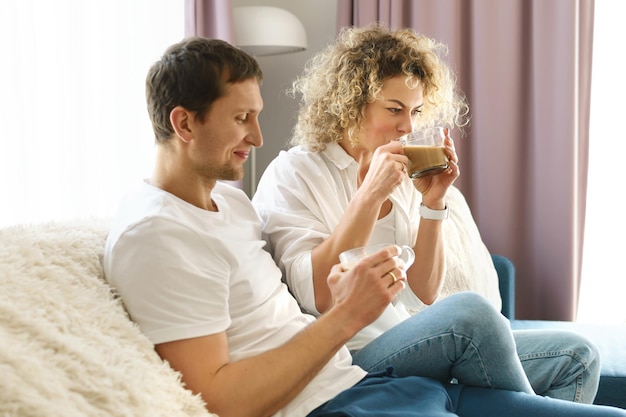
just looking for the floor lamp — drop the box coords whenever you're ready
[232,6,308,196]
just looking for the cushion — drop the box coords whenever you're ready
[0,218,215,417]
[440,186,502,310]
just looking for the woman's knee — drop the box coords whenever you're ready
[436,292,511,336]
[442,292,504,320]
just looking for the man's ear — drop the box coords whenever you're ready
[169,106,193,143]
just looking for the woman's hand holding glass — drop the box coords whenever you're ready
[357,141,409,201]
[411,128,460,206]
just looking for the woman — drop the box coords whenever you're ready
[252,24,600,403]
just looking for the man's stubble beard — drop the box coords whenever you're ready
[198,162,244,182]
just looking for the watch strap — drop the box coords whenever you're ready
[419,203,449,220]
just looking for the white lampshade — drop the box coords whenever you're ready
[233,6,307,57]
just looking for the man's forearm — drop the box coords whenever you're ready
[202,309,359,417]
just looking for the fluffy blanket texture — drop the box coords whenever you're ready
[440,186,502,310]
[0,218,215,417]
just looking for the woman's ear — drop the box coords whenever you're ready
[169,106,193,143]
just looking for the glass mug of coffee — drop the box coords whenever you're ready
[339,243,415,271]
[398,126,449,179]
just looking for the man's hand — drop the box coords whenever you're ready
[326,245,407,331]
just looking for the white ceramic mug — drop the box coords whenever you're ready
[339,243,415,270]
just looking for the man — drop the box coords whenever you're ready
[103,37,624,417]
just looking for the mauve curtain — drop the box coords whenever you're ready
[185,0,233,40]
[338,0,594,321]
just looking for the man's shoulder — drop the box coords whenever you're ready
[105,182,203,252]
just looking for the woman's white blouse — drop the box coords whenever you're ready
[252,143,428,351]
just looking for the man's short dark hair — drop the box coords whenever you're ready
[146,37,263,143]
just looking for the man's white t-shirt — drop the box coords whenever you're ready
[103,181,366,417]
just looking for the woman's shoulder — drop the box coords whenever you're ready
[267,145,329,173]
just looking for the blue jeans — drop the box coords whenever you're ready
[307,369,624,417]
[351,292,600,403]
[514,327,600,403]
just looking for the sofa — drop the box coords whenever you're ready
[493,255,626,409]
[441,185,625,408]
[1,185,623,414]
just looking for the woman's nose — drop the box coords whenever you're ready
[397,114,415,134]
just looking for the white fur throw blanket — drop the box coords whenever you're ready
[0,218,215,417]
[440,186,502,311]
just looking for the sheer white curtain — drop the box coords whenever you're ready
[0,1,184,227]
[578,0,626,324]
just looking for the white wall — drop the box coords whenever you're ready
[232,0,338,196]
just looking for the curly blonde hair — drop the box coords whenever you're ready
[289,24,469,152]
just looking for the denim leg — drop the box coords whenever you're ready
[447,384,626,417]
[513,329,601,403]
[307,372,459,417]
[308,371,619,417]
[351,292,534,393]
[307,369,624,417]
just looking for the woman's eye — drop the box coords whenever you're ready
[388,108,401,114]
[411,108,422,116]
[236,115,248,123]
